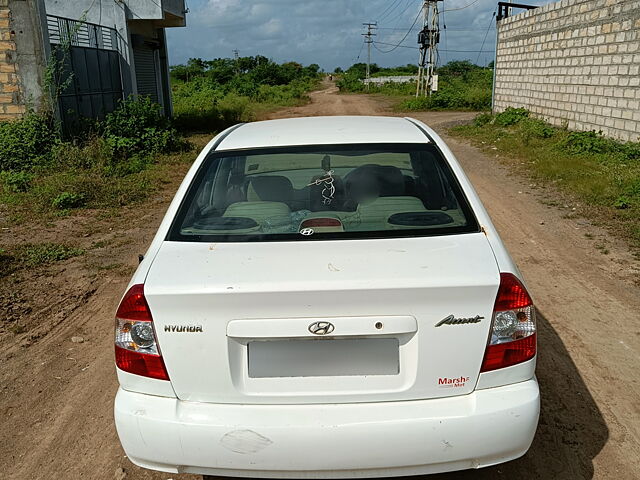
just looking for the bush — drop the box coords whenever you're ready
[399,96,429,110]
[217,93,254,124]
[520,118,556,144]
[0,113,60,171]
[473,113,493,127]
[494,107,529,126]
[171,57,321,132]
[613,180,640,209]
[336,74,366,93]
[51,191,85,209]
[339,61,493,111]
[561,131,608,154]
[618,141,640,160]
[1,171,34,193]
[102,96,182,161]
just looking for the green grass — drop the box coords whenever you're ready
[337,60,493,111]
[451,111,640,248]
[0,135,199,224]
[18,243,84,266]
[0,242,84,277]
[170,57,322,132]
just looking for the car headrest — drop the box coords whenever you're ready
[346,164,405,203]
[247,176,294,203]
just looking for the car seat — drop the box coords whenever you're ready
[247,176,294,204]
[343,164,405,210]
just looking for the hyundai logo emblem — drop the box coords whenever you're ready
[308,321,335,335]
[300,228,314,236]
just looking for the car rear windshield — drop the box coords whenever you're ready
[168,143,479,242]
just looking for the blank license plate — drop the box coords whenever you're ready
[248,338,399,378]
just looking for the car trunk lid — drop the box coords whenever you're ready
[145,233,499,404]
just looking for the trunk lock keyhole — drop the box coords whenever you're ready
[375,322,383,330]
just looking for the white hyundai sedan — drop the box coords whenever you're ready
[114,116,539,478]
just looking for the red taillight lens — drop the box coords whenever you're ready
[115,345,170,380]
[114,284,169,381]
[493,272,532,310]
[481,333,537,372]
[481,273,537,372]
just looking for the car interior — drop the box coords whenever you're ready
[177,147,470,237]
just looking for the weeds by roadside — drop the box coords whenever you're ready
[171,56,322,132]
[451,108,640,248]
[336,60,493,111]
[0,96,190,223]
[0,242,83,277]
[18,243,84,266]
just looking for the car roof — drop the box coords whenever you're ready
[215,116,430,151]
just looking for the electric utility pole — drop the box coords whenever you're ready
[233,49,240,75]
[416,1,442,97]
[362,22,377,91]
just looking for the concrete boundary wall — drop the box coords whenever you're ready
[494,0,640,142]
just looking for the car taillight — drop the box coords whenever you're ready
[481,273,536,372]
[114,284,169,380]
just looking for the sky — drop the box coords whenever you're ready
[166,0,552,70]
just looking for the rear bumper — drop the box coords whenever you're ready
[114,379,539,478]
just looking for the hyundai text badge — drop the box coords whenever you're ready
[308,321,335,335]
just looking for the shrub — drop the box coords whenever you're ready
[102,96,182,161]
[473,113,493,127]
[520,118,556,144]
[399,96,430,111]
[336,74,366,93]
[51,136,112,170]
[170,56,321,132]
[616,140,640,160]
[614,180,640,209]
[1,171,34,192]
[0,112,60,171]
[51,191,85,209]
[494,107,529,126]
[217,93,254,124]
[561,131,610,155]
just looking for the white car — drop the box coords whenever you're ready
[114,116,539,478]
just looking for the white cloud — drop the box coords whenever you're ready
[167,0,555,69]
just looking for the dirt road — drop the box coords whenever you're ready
[2,83,639,480]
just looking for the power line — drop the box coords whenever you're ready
[376,26,492,31]
[443,48,495,52]
[384,0,421,26]
[443,0,482,12]
[377,0,404,22]
[355,38,366,61]
[372,7,423,53]
[373,41,494,53]
[476,10,497,65]
[372,41,414,52]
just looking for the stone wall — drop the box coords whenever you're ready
[494,0,640,142]
[0,0,48,120]
[0,0,23,119]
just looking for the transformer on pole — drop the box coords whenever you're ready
[416,1,442,97]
